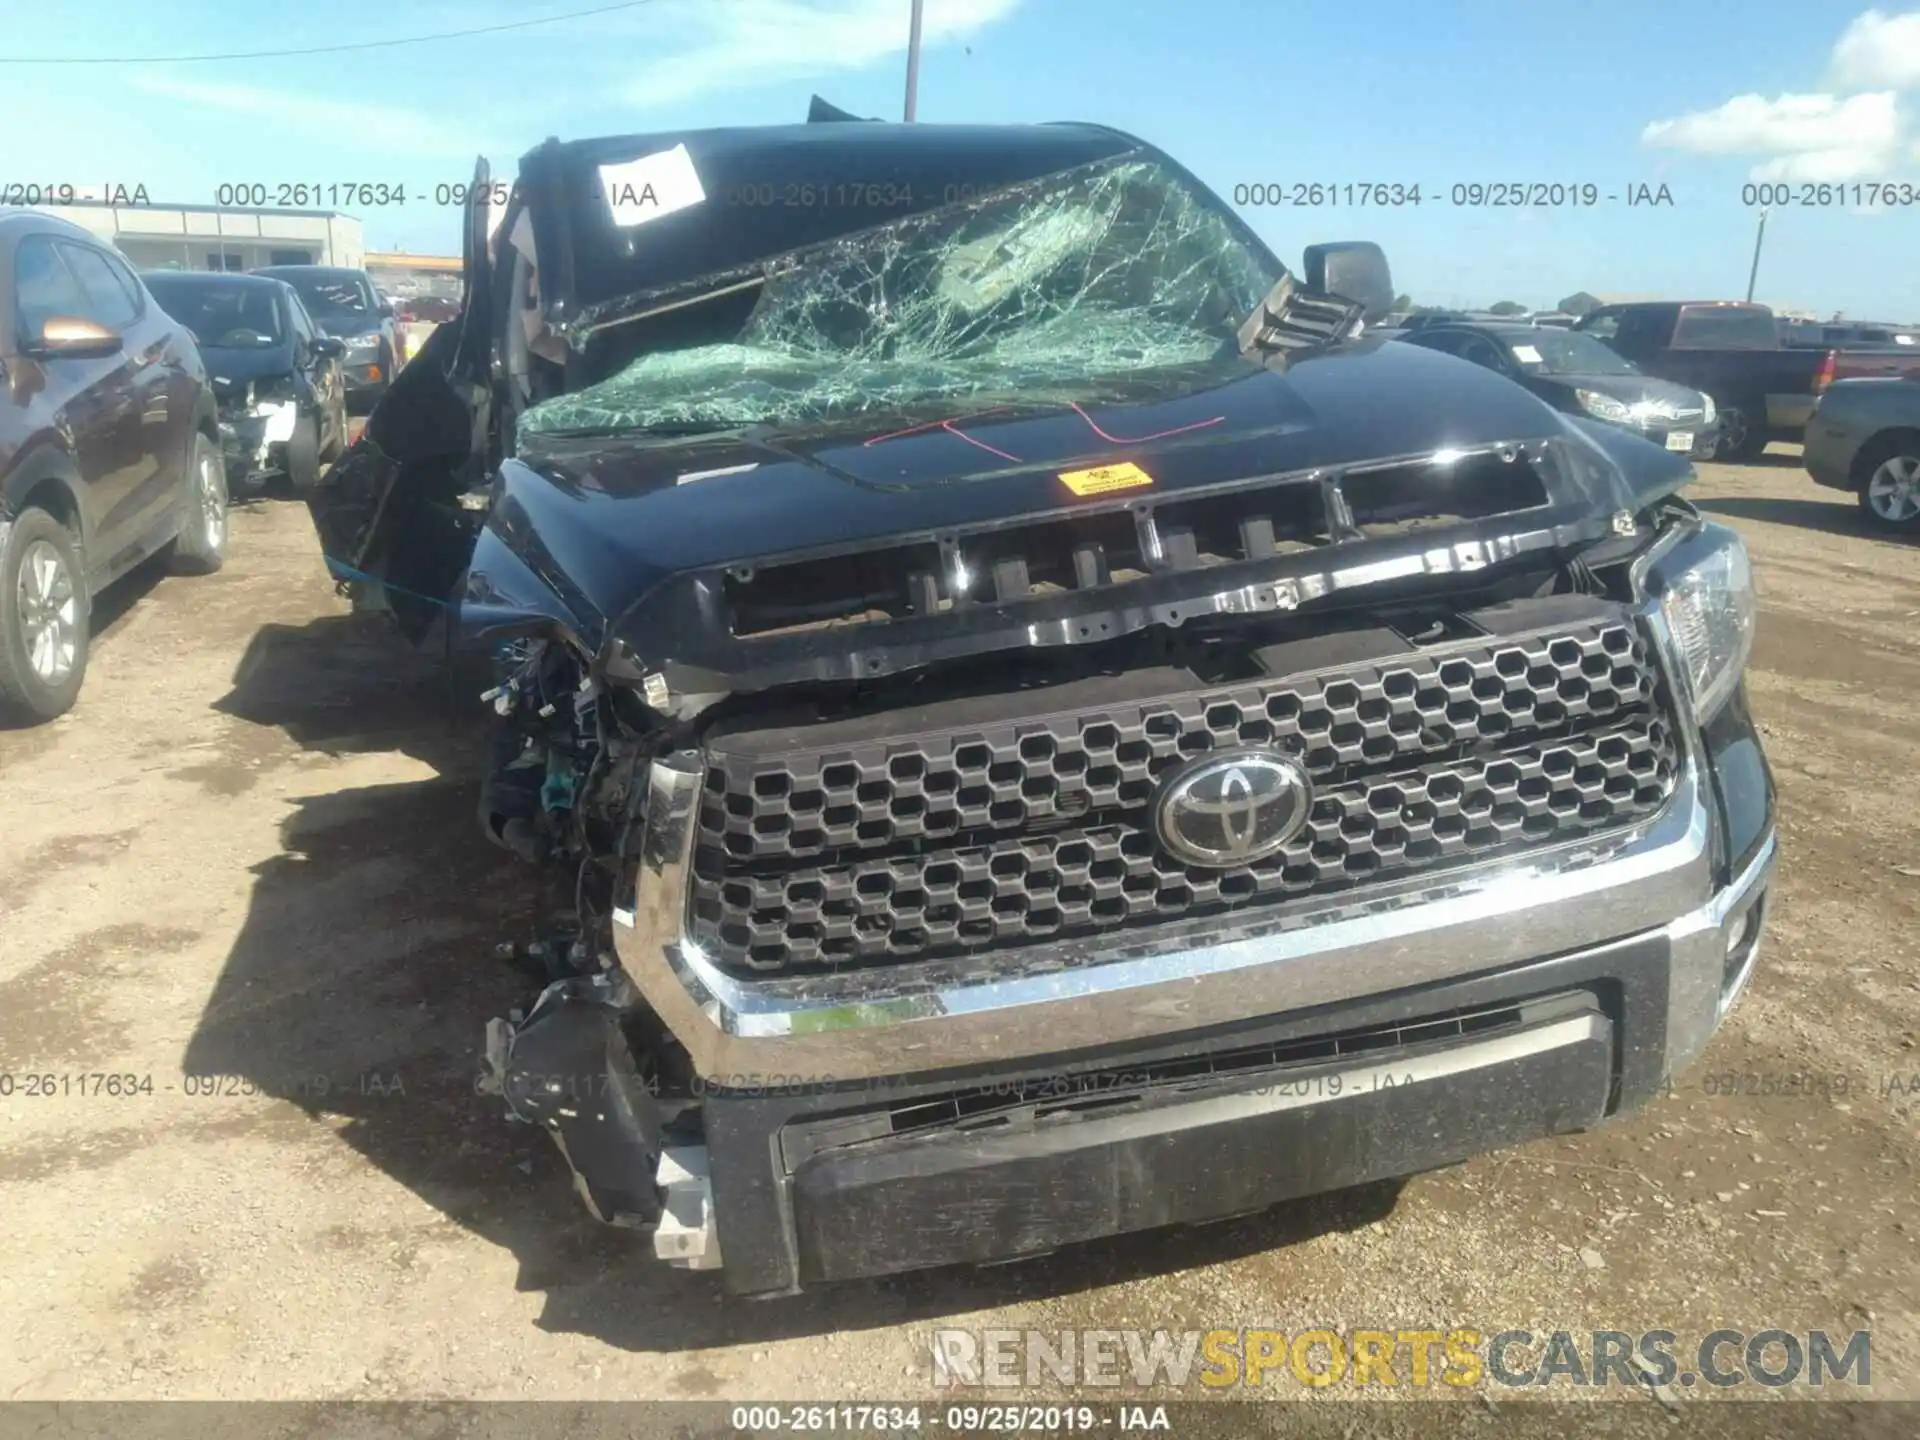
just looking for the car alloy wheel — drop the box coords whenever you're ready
[1715,408,1748,458]
[197,445,229,553]
[1865,453,1920,524]
[16,538,80,684]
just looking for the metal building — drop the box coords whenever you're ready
[31,199,365,272]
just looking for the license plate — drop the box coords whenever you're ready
[1666,431,1694,451]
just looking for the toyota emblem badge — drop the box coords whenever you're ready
[1152,748,1313,867]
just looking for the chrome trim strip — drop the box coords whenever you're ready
[979,1013,1609,1140]
[1690,830,1776,1017]
[1661,827,1777,1076]
[615,738,1716,1081]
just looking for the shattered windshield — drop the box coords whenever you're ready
[519,156,1282,441]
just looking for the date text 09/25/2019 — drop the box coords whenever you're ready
[1230,182,1674,208]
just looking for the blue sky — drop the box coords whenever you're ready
[9,0,1920,317]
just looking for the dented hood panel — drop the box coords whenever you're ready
[457,338,1683,682]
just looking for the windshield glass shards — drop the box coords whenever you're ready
[518,157,1282,441]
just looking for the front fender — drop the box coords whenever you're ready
[458,520,594,656]
[2,439,91,561]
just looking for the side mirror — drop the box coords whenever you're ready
[378,300,394,318]
[311,335,346,359]
[30,315,123,360]
[1303,242,1394,324]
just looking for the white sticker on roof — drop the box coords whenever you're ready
[1511,344,1543,364]
[598,144,706,228]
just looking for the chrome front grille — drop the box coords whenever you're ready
[688,617,1680,978]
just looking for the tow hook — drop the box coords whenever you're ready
[653,1147,723,1271]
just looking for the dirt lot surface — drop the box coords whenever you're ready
[1,449,1916,1419]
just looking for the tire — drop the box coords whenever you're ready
[1711,404,1767,462]
[285,411,321,495]
[1857,441,1920,532]
[318,392,346,463]
[166,432,229,575]
[316,395,343,462]
[0,506,89,723]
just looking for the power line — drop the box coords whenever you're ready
[0,0,663,64]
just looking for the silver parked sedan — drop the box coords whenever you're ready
[1803,376,1920,533]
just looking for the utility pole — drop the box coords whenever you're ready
[1744,206,1769,303]
[903,0,925,121]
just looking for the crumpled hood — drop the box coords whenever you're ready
[464,338,1675,656]
[514,339,1569,565]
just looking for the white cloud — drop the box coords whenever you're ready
[1830,8,1920,89]
[128,73,504,162]
[1642,91,1900,155]
[1750,147,1895,180]
[1640,9,1920,180]
[1643,90,1905,180]
[615,0,1021,109]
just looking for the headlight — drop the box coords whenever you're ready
[1576,388,1632,423]
[1655,525,1755,722]
[1700,393,1717,426]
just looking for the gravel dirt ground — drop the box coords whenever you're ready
[1,447,1916,1421]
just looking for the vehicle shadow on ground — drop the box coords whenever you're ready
[1740,449,1803,468]
[87,552,173,639]
[1695,494,1912,542]
[184,612,1406,1351]
[2,548,213,733]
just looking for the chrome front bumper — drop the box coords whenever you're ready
[612,731,1774,1083]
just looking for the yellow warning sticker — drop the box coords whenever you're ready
[1058,461,1154,497]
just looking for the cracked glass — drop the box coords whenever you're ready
[518,156,1282,441]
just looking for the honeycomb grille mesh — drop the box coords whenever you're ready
[688,620,1679,976]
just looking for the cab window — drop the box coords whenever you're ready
[13,235,89,340]
[1580,310,1621,343]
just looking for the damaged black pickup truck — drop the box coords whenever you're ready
[309,111,1776,1295]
